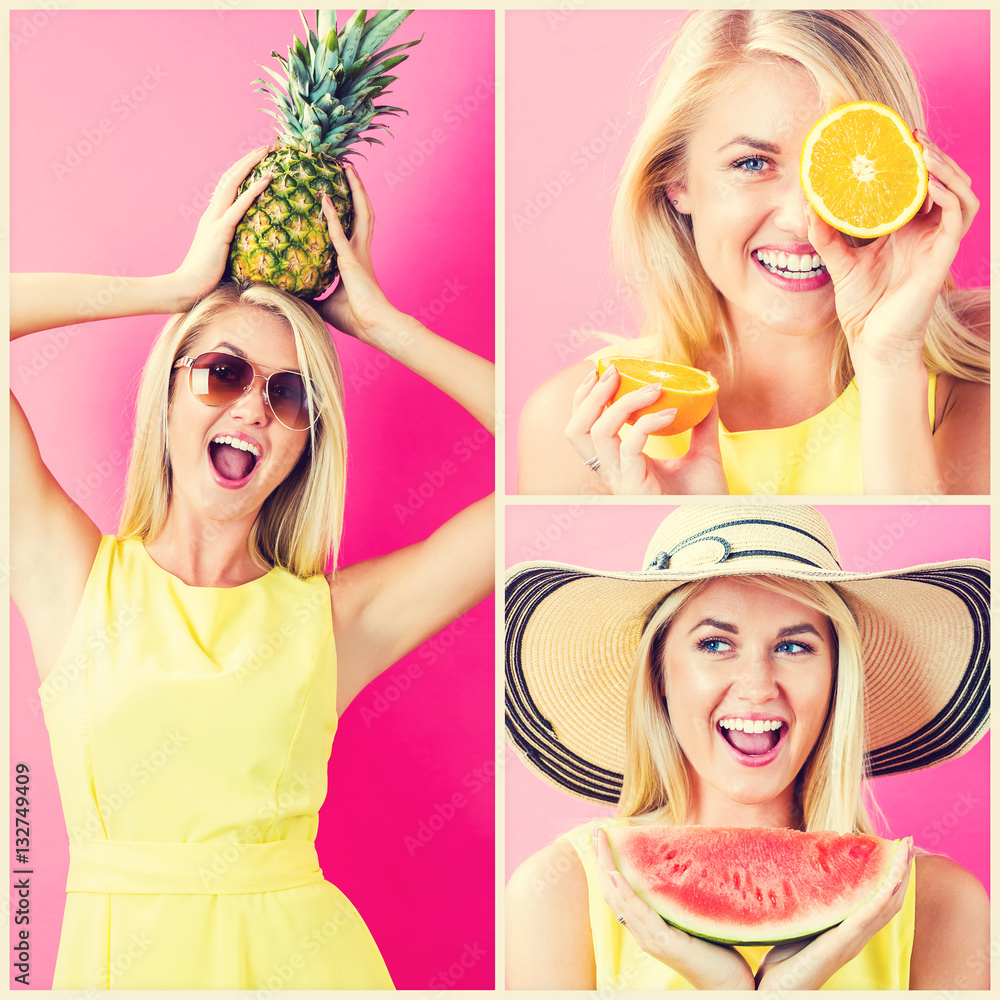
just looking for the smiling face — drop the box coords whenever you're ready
[167,305,311,524]
[660,577,834,826]
[671,60,838,341]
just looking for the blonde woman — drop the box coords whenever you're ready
[11,150,494,988]
[505,506,989,988]
[517,10,988,495]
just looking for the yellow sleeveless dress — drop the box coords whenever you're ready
[589,345,936,494]
[38,535,393,989]
[562,821,915,990]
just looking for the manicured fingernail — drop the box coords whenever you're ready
[635,383,661,396]
[923,145,943,164]
[928,175,945,189]
[599,364,617,382]
[607,872,619,889]
[891,880,901,896]
[651,407,678,421]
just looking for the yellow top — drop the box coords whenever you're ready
[39,535,393,990]
[588,344,937,495]
[562,820,916,990]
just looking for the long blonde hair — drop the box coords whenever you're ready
[119,283,348,578]
[619,576,879,835]
[612,9,989,390]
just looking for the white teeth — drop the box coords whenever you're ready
[719,718,783,732]
[212,435,261,458]
[754,249,826,279]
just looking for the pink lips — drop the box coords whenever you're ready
[717,721,789,768]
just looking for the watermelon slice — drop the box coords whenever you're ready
[607,825,901,945]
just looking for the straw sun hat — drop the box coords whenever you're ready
[506,505,989,804]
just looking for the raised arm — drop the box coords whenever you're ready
[11,148,274,678]
[315,163,494,429]
[313,164,495,711]
[12,148,273,338]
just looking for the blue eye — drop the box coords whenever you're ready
[698,637,733,653]
[732,156,770,175]
[776,640,814,655]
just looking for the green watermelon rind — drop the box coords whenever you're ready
[607,826,902,947]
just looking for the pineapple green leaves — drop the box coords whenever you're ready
[255,10,421,157]
[227,9,421,298]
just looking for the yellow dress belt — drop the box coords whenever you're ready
[67,839,325,894]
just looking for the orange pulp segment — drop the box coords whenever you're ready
[800,101,927,239]
[596,357,719,436]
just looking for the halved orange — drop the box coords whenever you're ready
[800,101,927,239]
[596,357,719,436]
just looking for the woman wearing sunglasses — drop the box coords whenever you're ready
[10,148,493,989]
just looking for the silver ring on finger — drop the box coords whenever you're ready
[584,455,601,471]
[616,914,627,926]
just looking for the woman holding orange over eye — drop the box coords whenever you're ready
[514,10,988,496]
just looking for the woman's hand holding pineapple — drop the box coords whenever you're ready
[170,146,274,311]
[312,163,401,345]
[308,163,495,431]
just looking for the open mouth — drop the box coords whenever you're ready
[718,718,787,763]
[753,248,829,282]
[208,435,262,488]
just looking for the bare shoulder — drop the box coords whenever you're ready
[517,360,609,495]
[506,838,596,989]
[909,852,989,988]
[932,374,989,493]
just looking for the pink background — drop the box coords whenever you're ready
[505,504,990,897]
[11,9,494,990]
[505,10,991,489]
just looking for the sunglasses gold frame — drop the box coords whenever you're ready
[173,352,318,431]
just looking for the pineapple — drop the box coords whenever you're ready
[228,9,420,298]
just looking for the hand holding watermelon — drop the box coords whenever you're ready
[594,828,756,991]
[755,837,914,990]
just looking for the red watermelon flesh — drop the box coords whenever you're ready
[607,825,900,945]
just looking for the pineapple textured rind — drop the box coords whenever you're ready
[228,9,419,299]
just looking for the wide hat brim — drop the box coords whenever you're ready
[505,507,989,805]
